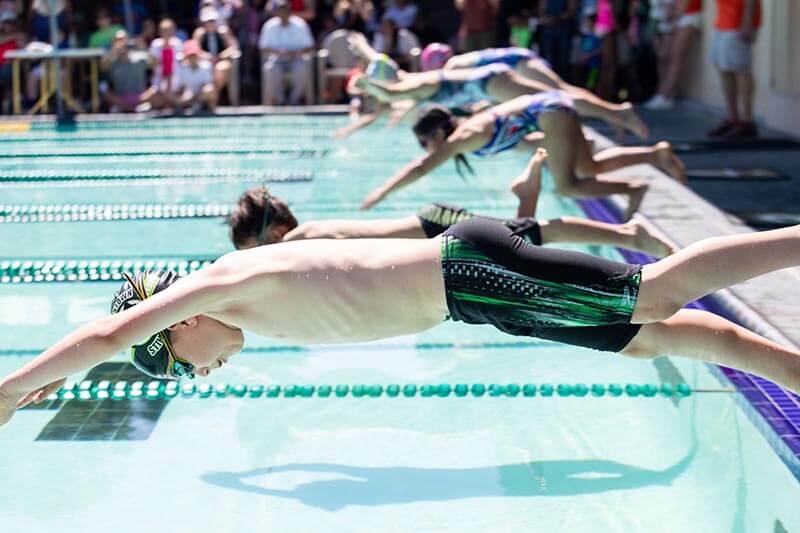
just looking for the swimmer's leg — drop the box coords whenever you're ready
[539,215,676,258]
[516,60,649,141]
[622,309,800,394]
[485,69,555,100]
[633,224,800,323]
[510,148,547,217]
[539,110,649,218]
[592,141,687,184]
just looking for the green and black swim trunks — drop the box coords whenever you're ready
[417,203,542,244]
[441,218,642,352]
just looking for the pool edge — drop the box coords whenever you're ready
[578,194,800,481]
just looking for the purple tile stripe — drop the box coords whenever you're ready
[578,198,800,478]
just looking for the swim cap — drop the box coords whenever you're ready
[111,270,189,380]
[421,43,453,71]
[365,53,399,82]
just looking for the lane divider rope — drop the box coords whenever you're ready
[0,148,331,158]
[0,204,231,223]
[0,257,213,283]
[49,380,721,401]
[0,169,312,183]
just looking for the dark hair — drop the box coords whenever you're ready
[228,186,299,248]
[412,105,475,179]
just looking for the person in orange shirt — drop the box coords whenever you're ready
[707,0,761,138]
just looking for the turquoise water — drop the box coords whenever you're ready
[0,115,799,532]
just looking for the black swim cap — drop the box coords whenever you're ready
[110,270,184,379]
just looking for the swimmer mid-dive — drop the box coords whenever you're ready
[348,33,648,140]
[360,93,686,218]
[3,218,800,427]
[440,46,646,139]
[229,150,675,258]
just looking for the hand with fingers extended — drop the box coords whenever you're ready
[18,378,67,408]
[0,378,66,427]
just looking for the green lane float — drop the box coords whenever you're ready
[0,203,232,223]
[0,257,214,284]
[47,380,709,402]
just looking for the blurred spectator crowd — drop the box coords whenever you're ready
[0,0,721,116]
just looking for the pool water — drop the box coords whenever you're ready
[0,115,798,532]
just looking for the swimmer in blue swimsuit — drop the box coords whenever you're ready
[361,92,687,220]
[227,153,675,258]
[348,33,648,139]
[441,46,649,140]
[471,47,538,69]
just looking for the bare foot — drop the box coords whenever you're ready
[511,148,547,200]
[628,215,679,258]
[654,141,688,184]
[619,102,649,141]
[511,148,548,217]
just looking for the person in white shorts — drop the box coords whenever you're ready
[706,0,760,138]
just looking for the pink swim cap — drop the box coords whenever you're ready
[421,43,454,71]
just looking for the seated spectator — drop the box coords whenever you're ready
[175,39,218,112]
[265,0,316,24]
[149,18,183,96]
[454,0,496,52]
[193,6,239,103]
[258,0,314,105]
[88,7,125,49]
[102,30,161,112]
[371,17,415,71]
[382,0,417,29]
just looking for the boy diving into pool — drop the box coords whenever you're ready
[2,216,800,427]
[229,149,674,258]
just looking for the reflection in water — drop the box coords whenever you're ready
[202,392,702,512]
[201,452,695,511]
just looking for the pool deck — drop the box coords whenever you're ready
[583,102,800,479]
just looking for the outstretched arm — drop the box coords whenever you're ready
[361,142,459,209]
[0,266,233,427]
[333,106,388,139]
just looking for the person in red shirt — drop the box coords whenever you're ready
[707,0,761,138]
[0,11,24,103]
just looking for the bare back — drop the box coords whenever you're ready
[209,237,448,344]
